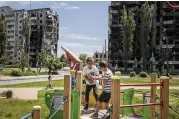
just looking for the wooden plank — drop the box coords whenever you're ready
[33,106,41,119]
[160,76,169,119]
[111,76,120,119]
[77,71,83,119]
[150,73,157,119]
[63,75,72,119]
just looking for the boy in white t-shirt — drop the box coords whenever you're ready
[83,57,99,110]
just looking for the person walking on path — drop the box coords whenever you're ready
[46,72,53,90]
[83,57,99,110]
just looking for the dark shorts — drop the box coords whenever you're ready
[99,91,111,103]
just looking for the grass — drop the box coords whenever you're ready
[120,77,179,86]
[0,77,179,88]
[0,89,179,119]
[0,90,53,119]
[0,69,48,76]
[0,80,64,88]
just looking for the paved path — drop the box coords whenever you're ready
[0,71,69,86]
[0,86,179,100]
[0,71,129,86]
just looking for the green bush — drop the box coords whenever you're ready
[5,63,19,68]
[11,69,24,76]
[0,70,12,76]
[26,67,32,72]
[139,72,148,78]
[130,71,136,77]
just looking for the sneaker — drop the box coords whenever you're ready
[84,104,89,110]
[91,113,98,118]
[106,115,110,119]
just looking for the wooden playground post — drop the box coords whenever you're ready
[33,106,41,119]
[79,61,83,71]
[70,70,76,78]
[160,76,169,119]
[111,76,121,119]
[150,73,157,119]
[77,71,82,119]
[63,75,72,119]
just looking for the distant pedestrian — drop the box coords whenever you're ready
[46,72,53,90]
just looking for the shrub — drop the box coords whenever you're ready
[6,90,13,98]
[130,72,136,77]
[26,67,32,72]
[11,69,24,76]
[0,90,13,98]
[139,72,148,78]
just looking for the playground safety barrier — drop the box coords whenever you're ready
[111,72,169,119]
[20,106,41,119]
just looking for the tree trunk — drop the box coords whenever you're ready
[39,66,41,73]
[124,59,128,72]
[21,67,25,72]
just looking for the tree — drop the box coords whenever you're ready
[21,16,31,67]
[20,53,28,72]
[121,7,135,72]
[139,2,153,71]
[0,14,7,64]
[79,54,88,64]
[45,56,63,74]
[59,54,66,62]
[38,49,48,72]
[18,16,31,71]
[59,54,68,67]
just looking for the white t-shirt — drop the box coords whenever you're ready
[83,65,99,85]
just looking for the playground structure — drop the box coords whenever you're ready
[20,71,170,119]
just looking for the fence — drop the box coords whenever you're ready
[111,72,169,119]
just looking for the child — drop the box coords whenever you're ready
[91,60,113,118]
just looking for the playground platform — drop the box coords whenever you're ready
[80,106,141,119]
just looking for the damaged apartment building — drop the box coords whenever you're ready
[0,6,59,67]
[108,1,179,73]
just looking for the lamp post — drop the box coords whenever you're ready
[163,29,169,76]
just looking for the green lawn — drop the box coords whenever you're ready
[0,90,53,119]
[0,80,64,88]
[120,77,179,86]
[1,77,179,88]
[0,89,179,119]
[0,69,48,76]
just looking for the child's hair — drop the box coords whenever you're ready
[99,60,107,68]
[86,57,94,63]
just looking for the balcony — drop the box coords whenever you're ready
[163,20,174,25]
[109,10,118,14]
[31,17,37,20]
[162,44,175,48]
[162,12,176,16]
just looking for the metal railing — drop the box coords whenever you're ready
[20,112,33,119]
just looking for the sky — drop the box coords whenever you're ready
[0,1,110,57]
